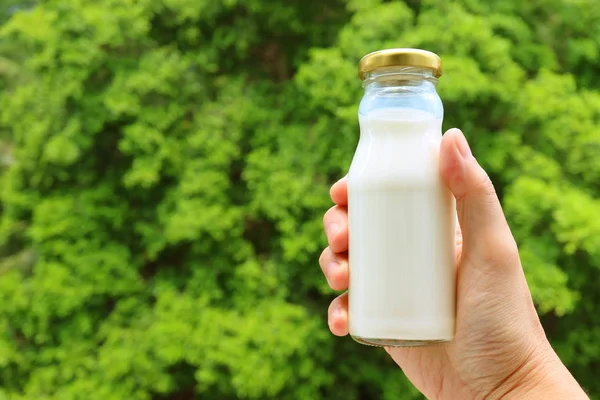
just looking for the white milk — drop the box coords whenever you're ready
[348,108,456,345]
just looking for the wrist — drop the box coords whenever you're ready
[488,346,588,400]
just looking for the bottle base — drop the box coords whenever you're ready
[351,335,451,347]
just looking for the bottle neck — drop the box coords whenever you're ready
[362,67,438,90]
[359,66,443,119]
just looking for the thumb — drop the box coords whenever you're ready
[440,128,518,266]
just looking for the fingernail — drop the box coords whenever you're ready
[453,129,473,159]
[326,223,340,243]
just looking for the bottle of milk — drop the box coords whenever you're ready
[348,49,455,347]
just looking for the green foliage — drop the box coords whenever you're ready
[0,0,600,398]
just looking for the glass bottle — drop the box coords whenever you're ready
[348,49,455,347]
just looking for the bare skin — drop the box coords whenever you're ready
[320,129,588,399]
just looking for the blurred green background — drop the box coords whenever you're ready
[0,0,599,399]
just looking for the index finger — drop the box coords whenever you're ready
[330,177,348,206]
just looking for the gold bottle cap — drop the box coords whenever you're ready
[358,48,442,80]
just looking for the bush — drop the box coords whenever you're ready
[0,0,599,398]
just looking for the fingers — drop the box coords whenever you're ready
[324,178,350,336]
[319,247,349,291]
[328,292,349,336]
[323,205,348,253]
[440,129,518,268]
[330,177,348,206]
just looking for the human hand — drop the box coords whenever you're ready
[319,128,588,399]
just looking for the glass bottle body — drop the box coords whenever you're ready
[348,67,456,347]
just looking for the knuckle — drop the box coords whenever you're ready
[329,185,336,202]
[323,206,337,226]
[327,299,338,315]
[474,237,520,270]
[474,170,497,198]
[318,247,330,267]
